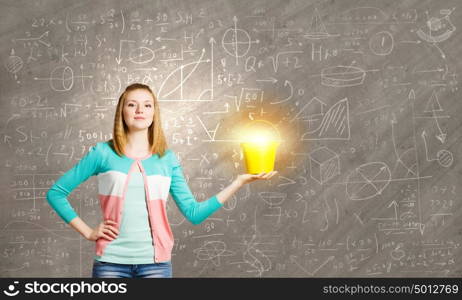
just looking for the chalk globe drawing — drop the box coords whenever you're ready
[222,26,251,59]
[346,162,391,201]
[437,150,453,168]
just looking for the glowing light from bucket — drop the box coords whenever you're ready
[242,131,274,145]
[239,120,281,174]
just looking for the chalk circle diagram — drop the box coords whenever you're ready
[258,192,286,206]
[369,31,394,56]
[346,162,391,201]
[416,8,456,43]
[222,17,254,60]
[321,65,365,87]
[128,46,156,64]
[437,149,453,168]
[193,241,234,266]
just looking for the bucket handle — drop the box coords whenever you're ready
[242,119,282,142]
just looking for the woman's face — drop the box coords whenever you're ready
[122,89,155,132]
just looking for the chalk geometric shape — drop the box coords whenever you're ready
[309,147,340,184]
[346,162,391,201]
[291,97,326,132]
[321,65,365,87]
[4,50,23,74]
[193,241,234,267]
[300,98,350,140]
[304,8,339,40]
[50,66,74,91]
[424,90,443,113]
[129,46,155,64]
[157,49,211,101]
[437,150,453,168]
[259,192,286,206]
[416,8,456,43]
[369,31,394,56]
[222,16,252,59]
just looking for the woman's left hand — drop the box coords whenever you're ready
[235,171,278,187]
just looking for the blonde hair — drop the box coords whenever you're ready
[110,83,168,157]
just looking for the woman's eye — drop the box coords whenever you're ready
[127,103,152,107]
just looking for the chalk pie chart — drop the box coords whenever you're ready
[346,162,391,201]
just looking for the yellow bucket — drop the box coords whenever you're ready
[240,120,281,174]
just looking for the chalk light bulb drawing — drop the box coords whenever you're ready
[239,120,281,174]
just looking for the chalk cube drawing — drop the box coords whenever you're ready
[309,147,340,184]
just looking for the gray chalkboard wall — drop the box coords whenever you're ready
[1,0,461,277]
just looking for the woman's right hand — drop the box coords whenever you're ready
[87,220,119,241]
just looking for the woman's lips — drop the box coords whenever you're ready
[134,117,145,120]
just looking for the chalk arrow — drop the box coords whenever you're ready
[256,77,277,84]
[387,200,399,220]
[436,133,447,144]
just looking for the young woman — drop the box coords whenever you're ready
[46,83,277,278]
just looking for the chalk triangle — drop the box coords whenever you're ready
[424,90,443,113]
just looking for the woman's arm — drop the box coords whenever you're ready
[69,217,94,240]
[46,143,103,223]
[69,217,118,241]
[45,142,116,242]
[216,172,278,204]
[168,150,277,225]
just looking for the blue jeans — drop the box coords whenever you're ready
[92,259,172,278]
